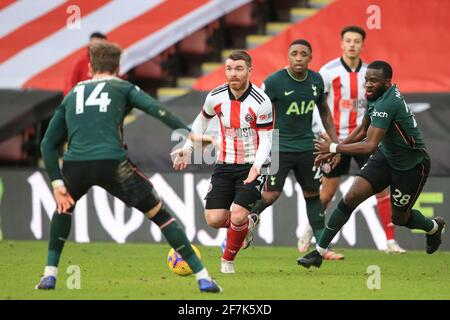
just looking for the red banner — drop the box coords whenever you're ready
[194,0,450,93]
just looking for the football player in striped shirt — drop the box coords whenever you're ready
[299,26,406,254]
[172,50,273,274]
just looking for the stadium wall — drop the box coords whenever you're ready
[0,169,448,251]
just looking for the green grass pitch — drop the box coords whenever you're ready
[1,240,449,300]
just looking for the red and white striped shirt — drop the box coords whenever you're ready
[319,57,367,141]
[202,83,273,164]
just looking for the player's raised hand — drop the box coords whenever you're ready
[314,132,333,154]
[170,148,192,171]
[243,166,260,184]
[53,186,75,214]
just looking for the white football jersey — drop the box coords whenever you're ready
[202,83,273,164]
[319,57,367,141]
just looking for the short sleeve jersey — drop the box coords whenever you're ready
[53,77,174,161]
[365,84,427,170]
[202,82,273,164]
[263,68,326,152]
[319,57,368,141]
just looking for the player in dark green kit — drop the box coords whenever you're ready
[298,61,445,268]
[36,42,222,293]
[246,39,343,259]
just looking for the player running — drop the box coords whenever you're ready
[36,42,222,293]
[298,61,445,269]
[172,50,273,274]
[299,26,405,254]
[247,39,343,260]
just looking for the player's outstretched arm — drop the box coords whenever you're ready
[341,116,371,145]
[315,125,386,156]
[129,85,191,131]
[314,116,372,167]
[171,113,215,171]
[41,107,75,213]
[41,107,67,183]
[244,128,272,184]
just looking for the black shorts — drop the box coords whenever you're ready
[265,151,321,193]
[205,164,266,211]
[62,159,160,213]
[323,153,370,178]
[356,150,430,212]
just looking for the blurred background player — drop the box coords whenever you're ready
[299,26,406,254]
[248,39,344,260]
[36,42,221,293]
[172,50,273,274]
[298,61,445,268]
[64,32,107,95]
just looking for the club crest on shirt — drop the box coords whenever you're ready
[245,113,254,123]
[312,84,318,96]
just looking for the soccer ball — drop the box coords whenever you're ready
[167,245,201,276]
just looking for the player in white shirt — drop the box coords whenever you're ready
[172,50,273,273]
[300,26,405,254]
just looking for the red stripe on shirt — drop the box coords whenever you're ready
[236,136,245,164]
[230,101,241,163]
[214,103,226,162]
[348,72,359,134]
[233,136,238,164]
[230,100,241,128]
[332,77,342,139]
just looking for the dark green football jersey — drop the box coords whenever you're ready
[365,84,427,171]
[41,76,189,181]
[263,68,326,152]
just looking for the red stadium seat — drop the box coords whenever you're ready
[0,134,26,162]
[179,28,211,55]
[133,56,166,80]
[224,3,257,28]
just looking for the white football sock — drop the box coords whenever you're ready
[316,246,327,256]
[427,220,439,235]
[195,268,211,281]
[44,266,58,278]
